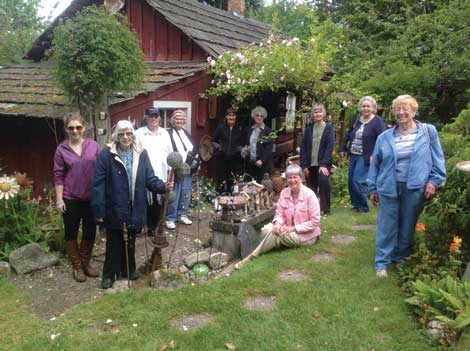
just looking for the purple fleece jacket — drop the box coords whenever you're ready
[53,138,100,201]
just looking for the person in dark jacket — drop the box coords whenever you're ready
[213,107,243,193]
[92,120,173,289]
[340,96,385,213]
[241,106,273,182]
[300,103,335,215]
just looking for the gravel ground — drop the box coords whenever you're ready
[9,213,212,319]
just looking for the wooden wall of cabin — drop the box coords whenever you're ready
[127,0,207,61]
[0,116,64,198]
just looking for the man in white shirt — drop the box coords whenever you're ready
[135,107,173,236]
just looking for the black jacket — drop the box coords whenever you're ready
[300,123,335,169]
[242,124,273,169]
[340,115,385,164]
[213,123,243,159]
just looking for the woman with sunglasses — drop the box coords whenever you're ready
[54,112,101,282]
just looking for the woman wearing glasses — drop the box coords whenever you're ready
[92,120,173,289]
[54,112,101,282]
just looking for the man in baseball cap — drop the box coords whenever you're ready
[135,106,172,236]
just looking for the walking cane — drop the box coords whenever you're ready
[123,222,131,288]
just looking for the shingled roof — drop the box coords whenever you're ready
[0,61,207,119]
[26,0,270,61]
[146,0,270,57]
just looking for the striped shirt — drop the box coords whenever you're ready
[394,128,418,182]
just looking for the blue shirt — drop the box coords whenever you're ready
[117,146,133,193]
[394,128,418,182]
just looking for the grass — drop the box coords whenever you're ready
[0,207,437,351]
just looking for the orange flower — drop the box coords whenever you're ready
[415,223,426,232]
[450,243,459,252]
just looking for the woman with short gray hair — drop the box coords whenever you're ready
[235,164,320,269]
[340,96,385,213]
[92,120,173,289]
[300,103,335,215]
[241,106,273,182]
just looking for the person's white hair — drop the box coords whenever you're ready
[251,106,268,120]
[285,164,303,177]
[111,120,135,142]
[311,103,326,117]
[358,96,377,113]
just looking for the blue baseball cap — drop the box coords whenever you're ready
[145,107,160,116]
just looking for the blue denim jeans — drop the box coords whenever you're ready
[166,175,192,222]
[348,155,369,212]
[375,182,424,270]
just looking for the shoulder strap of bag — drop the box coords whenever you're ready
[423,123,430,145]
[168,128,178,152]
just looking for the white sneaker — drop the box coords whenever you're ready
[165,221,176,230]
[179,215,192,225]
[376,269,388,278]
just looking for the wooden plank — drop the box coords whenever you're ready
[155,11,168,61]
[142,1,155,60]
[181,36,192,61]
[167,22,182,61]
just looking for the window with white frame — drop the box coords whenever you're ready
[153,101,192,132]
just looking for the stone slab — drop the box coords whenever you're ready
[184,249,210,268]
[244,296,277,311]
[238,223,261,259]
[312,253,335,262]
[351,224,376,231]
[170,313,214,331]
[277,270,306,282]
[330,235,356,244]
[211,231,240,258]
[9,243,59,274]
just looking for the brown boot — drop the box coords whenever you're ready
[64,240,87,282]
[79,240,99,277]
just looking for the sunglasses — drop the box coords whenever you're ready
[67,125,84,131]
[118,132,134,137]
[148,114,160,118]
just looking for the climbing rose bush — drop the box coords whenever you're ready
[206,34,334,104]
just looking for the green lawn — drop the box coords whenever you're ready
[0,207,437,351]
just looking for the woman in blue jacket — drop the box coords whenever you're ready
[300,103,335,215]
[341,96,385,212]
[92,120,173,289]
[368,95,446,278]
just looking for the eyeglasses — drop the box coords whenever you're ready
[148,115,160,119]
[67,125,83,131]
[118,132,134,138]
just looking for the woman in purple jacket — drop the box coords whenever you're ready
[54,112,100,282]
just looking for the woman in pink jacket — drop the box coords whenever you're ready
[236,164,321,269]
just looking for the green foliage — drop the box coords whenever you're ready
[190,176,217,208]
[52,5,145,113]
[0,0,46,64]
[199,0,262,12]
[206,31,338,105]
[248,1,323,41]
[423,111,470,263]
[330,158,349,206]
[0,191,61,261]
[406,276,470,336]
